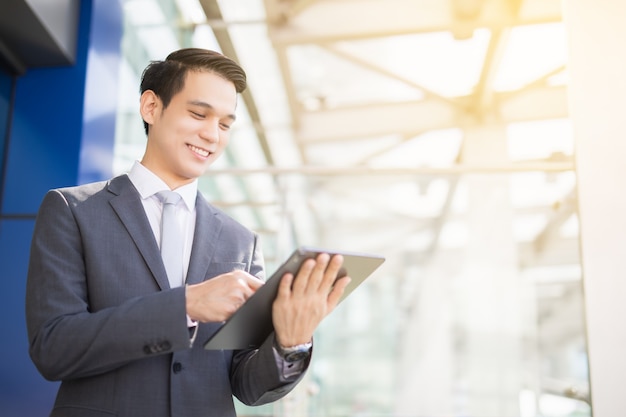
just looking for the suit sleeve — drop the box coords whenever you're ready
[25,190,191,381]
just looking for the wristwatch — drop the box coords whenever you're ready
[275,340,312,362]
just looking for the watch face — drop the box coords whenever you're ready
[284,350,310,362]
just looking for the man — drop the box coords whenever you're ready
[25,48,350,417]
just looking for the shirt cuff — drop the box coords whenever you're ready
[187,314,198,345]
[272,346,307,380]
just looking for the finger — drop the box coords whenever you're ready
[241,286,255,303]
[327,275,351,308]
[233,270,264,291]
[292,258,316,293]
[307,253,331,291]
[319,254,344,290]
[243,274,264,291]
[277,272,294,298]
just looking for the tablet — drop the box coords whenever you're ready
[203,246,385,350]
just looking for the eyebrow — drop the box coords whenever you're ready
[187,100,237,121]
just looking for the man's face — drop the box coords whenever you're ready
[141,70,238,189]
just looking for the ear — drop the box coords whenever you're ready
[139,90,160,127]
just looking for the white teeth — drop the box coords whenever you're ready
[189,145,209,157]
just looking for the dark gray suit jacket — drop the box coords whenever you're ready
[26,175,307,417]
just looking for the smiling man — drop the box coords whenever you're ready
[25,48,350,417]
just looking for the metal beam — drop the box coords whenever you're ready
[203,161,574,177]
[291,85,567,143]
[265,0,562,45]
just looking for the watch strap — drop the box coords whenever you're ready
[274,340,312,362]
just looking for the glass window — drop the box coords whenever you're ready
[115,1,590,416]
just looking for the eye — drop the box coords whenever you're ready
[190,111,205,119]
[219,122,232,131]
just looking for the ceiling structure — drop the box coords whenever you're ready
[115,0,588,413]
[184,0,577,268]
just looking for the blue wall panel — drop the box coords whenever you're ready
[0,2,95,416]
[0,1,123,416]
[0,219,59,417]
[2,0,94,215]
[0,68,11,177]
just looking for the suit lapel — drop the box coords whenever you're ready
[186,192,223,285]
[108,176,171,291]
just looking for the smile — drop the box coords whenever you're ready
[188,144,211,158]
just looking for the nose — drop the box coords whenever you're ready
[199,118,220,143]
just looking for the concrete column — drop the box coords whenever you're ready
[458,125,524,416]
[395,125,527,416]
[395,249,455,416]
[564,1,626,415]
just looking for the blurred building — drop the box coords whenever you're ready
[0,0,623,416]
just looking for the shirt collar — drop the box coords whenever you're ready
[127,161,197,211]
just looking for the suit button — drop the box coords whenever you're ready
[160,341,171,351]
[173,362,183,373]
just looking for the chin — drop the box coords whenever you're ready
[187,160,213,177]
[201,157,218,171]
[187,169,206,179]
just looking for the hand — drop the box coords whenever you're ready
[272,253,351,347]
[185,270,264,323]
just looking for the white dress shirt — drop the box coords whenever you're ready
[127,161,196,281]
[126,161,306,377]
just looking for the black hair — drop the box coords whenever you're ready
[139,48,247,135]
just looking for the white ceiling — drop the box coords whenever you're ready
[113,1,588,412]
[116,0,577,278]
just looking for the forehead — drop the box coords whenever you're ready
[177,70,237,104]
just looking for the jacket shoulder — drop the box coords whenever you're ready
[54,175,130,201]
[42,176,133,213]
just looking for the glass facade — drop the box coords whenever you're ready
[114,1,590,416]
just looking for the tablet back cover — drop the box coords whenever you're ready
[203,246,385,350]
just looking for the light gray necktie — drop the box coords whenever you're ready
[156,190,183,288]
